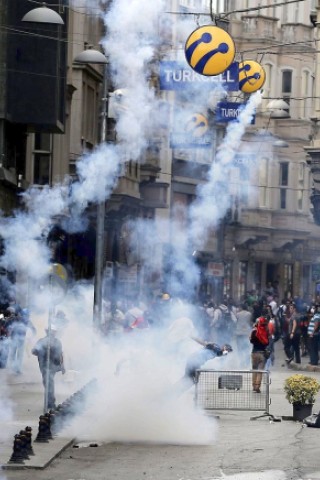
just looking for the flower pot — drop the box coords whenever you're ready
[292,403,313,421]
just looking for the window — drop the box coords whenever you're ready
[282,70,292,110]
[280,189,287,209]
[82,79,99,148]
[33,133,52,185]
[279,162,289,209]
[280,162,289,186]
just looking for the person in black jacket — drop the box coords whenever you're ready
[250,313,270,393]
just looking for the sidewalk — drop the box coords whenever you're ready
[0,360,87,470]
[0,341,319,471]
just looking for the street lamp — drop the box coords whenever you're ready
[20,4,65,413]
[74,47,108,329]
[22,3,64,24]
[266,99,290,119]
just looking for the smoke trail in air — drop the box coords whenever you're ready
[189,91,262,250]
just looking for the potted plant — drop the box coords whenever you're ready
[284,374,320,421]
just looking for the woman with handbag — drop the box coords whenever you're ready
[250,311,270,393]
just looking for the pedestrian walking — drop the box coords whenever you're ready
[31,325,65,409]
[307,304,320,366]
[8,308,36,374]
[287,303,301,364]
[300,306,311,357]
[265,305,277,371]
[282,301,294,362]
[250,313,270,393]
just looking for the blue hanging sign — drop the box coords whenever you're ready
[159,61,239,91]
[216,101,256,123]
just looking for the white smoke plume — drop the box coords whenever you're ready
[189,91,262,250]
[101,0,166,158]
[0,0,266,452]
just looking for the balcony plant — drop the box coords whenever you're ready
[284,374,320,421]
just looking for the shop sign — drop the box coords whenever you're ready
[159,61,239,91]
[207,262,224,277]
[216,102,255,123]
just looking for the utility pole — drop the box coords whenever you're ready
[93,64,109,328]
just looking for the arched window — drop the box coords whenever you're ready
[281,69,292,111]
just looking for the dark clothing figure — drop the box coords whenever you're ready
[308,311,320,366]
[32,330,65,409]
[288,312,301,364]
[178,341,233,392]
[0,314,10,368]
[250,316,269,393]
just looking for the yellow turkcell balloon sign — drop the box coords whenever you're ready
[185,25,235,76]
[239,60,266,93]
[185,113,208,137]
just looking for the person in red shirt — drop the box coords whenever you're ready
[250,312,270,393]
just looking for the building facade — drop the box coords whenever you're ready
[1,0,320,306]
[158,0,320,303]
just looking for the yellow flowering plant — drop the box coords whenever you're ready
[284,374,320,405]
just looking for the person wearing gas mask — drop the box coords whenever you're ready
[178,338,233,390]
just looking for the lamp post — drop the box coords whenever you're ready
[20,3,65,413]
[22,3,64,24]
[74,47,108,329]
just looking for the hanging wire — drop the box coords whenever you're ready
[210,0,214,23]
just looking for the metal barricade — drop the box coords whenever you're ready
[194,369,270,415]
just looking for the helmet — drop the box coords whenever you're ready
[162,293,170,301]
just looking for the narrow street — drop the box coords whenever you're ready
[3,342,320,480]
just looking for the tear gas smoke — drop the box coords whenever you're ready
[0,0,264,449]
[189,91,262,250]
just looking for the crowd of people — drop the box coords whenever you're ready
[100,289,320,379]
[0,297,66,409]
[1,286,319,400]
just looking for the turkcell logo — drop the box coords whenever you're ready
[159,61,239,91]
[216,101,256,124]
